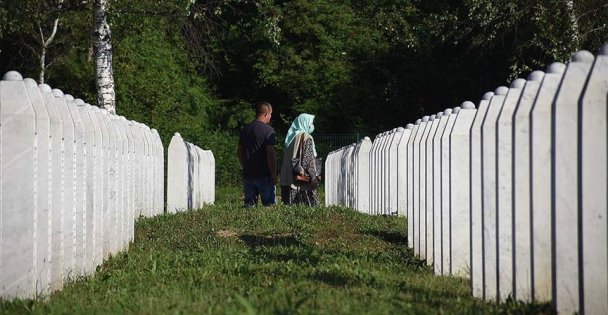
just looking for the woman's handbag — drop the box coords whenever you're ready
[291,134,323,186]
[292,134,310,182]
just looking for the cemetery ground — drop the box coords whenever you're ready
[0,186,550,314]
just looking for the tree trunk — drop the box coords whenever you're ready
[38,18,60,84]
[93,0,116,114]
[566,0,580,51]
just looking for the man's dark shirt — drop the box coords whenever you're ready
[239,120,276,179]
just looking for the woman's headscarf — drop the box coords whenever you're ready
[285,113,317,156]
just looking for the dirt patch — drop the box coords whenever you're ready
[216,230,239,238]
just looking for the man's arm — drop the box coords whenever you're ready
[237,144,244,168]
[266,145,277,184]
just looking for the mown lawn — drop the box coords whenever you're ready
[0,186,550,314]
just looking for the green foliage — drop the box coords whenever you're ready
[0,0,606,181]
[0,190,552,313]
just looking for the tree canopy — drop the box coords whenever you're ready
[0,0,606,184]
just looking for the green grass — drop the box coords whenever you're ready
[0,187,551,314]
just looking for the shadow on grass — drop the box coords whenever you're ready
[359,229,409,246]
[239,234,302,248]
[309,270,351,287]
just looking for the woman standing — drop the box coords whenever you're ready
[280,113,321,206]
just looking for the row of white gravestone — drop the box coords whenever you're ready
[324,128,413,216]
[323,46,608,315]
[166,133,215,213]
[0,71,165,299]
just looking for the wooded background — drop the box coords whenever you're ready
[1,0,606,185]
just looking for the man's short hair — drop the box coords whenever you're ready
[255,101,272,116]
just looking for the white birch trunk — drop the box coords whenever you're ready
[38,3,62,84]
[566,0,580,50]
[93,0,116,114]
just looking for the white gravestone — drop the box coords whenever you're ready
[497,78,526,300]
[74,99,95,275]
[198,148,207,205]
[329,150,337,206]
[120,118,134,246]
[141,124,151,212]
[331,149,339,206]
[481,88,509,296]
[65,95,86,276]
[133,124,143,214]
[105,115,120,254]
[371,134,382,214]
[580,45,608,315]
[512,71,545,301]
[123,120,134,248]
[350,141,361,211]
[346,144,357,209]
[121,118,135,244]
[167,133,189,212]
[191,142,201,209]
[207,149,215,204]
[151,130,164,214]
[470,92,493,298]
[384,131,394,213]
[432,111,448,275]
[425,116,439,265]
[145,126,155,213]
[343,144,352,209]
[387,129,400,214]
[110,115,126,253]
[371,136,380,212]
[356,137,372,213]
[52,89,76,279]
[24,78,52,295]
[143,125,154,214]
[341,144,351,208]
[324,152,333,206]
[203,146,211,205]
[38,84,64,292]
[449,102,477,277]
[334,148,342,205]
[187,142,197,209]
[129,121,143,216]
[0,73,36,298]
[482,87,509,298]
[336,146,345,206]
[381,132,391,213]
[419,116,433,260]
[530,62,566,302]
[93,109,109,261]
[413,118,428,257]
[100,110,117,258]
[88,106,104,269]
[369,134,382,214]
[198,146,207,207]
[407,120,421,247]
[441,108,459,275]
[114,118,128,249]
[397,126,412,216]
[554,50,595,315]
[150,129,161,214]
[330,149,339,206]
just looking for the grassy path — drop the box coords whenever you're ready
[1,187,549,314]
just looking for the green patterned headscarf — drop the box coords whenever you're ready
[285,113,317,156]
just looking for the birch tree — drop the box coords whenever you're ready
[566,0,580,50]
[93,0,116,114]
[1,0,77,84]
[38,12,61,84]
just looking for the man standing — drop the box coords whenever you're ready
[237,101,277,207]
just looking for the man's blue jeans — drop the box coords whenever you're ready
[243,176,276,207]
